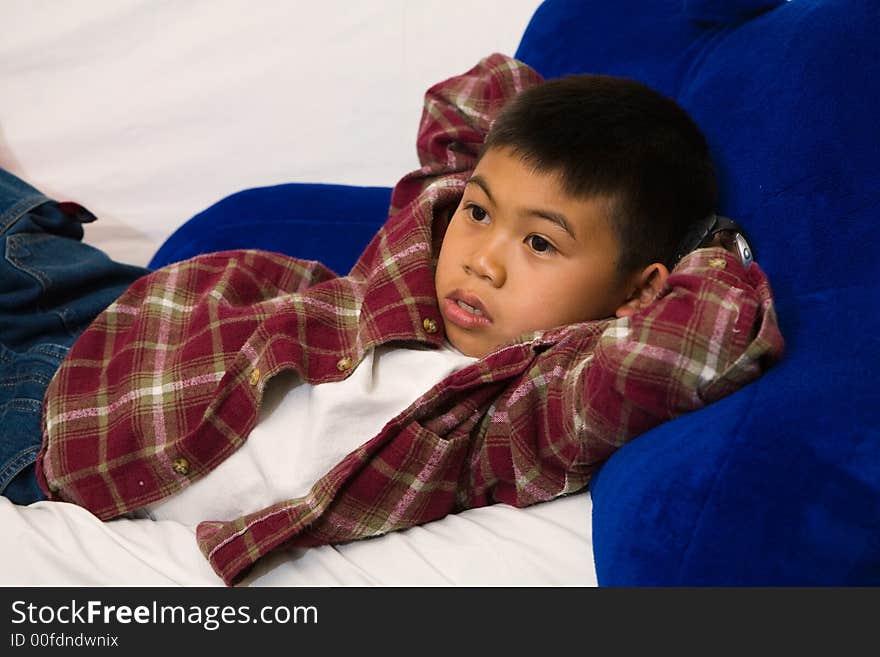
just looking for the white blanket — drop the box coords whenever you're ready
[1,0,598,587]
[2,494,595,586]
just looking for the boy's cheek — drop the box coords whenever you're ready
[433,249,454,299]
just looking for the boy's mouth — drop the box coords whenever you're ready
[443,291,493,329]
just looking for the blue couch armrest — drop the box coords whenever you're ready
[149,183,392,276]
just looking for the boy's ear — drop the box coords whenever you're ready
[614,262,670,318]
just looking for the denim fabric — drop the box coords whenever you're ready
[0,168,151,503]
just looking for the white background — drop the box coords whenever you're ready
[2,0,543,264]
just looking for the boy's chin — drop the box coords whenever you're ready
[445,329,496,359]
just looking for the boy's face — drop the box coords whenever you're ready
[435,147,635,358]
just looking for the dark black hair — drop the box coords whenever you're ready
[483,74,718,275]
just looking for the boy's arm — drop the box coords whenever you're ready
[564,247,785,476]
[388,53,544,214]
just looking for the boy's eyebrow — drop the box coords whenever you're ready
[466,174,577,240]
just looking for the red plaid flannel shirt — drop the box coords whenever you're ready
[36,54,784,585]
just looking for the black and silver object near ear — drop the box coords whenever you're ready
[729,230,754,268]
[673,213,755,268]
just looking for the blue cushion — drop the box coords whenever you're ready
[149,183,392,275]
[517,0,880,584]
[683,0,786,23]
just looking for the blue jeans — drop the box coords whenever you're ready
[0,168,151,504]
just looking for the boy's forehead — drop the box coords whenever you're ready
[470,147,617,240]
[473,147,597,204]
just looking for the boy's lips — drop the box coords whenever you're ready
[443,290,493,329]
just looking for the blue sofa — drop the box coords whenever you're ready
[151,0,880,585]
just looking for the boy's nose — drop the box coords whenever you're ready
[465,241,507,287]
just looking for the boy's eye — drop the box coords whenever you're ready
[468,204,488,222]
[526,235,555,254]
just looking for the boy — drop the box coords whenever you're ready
[1,54,782,584]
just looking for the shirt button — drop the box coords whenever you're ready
[248,367,261,386]
[422,317,439,334]
[336,356,353,372]
[709,257,727,270]
[172,458,190,476]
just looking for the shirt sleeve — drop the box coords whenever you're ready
[568,247,785,468]
[388,53,544,214]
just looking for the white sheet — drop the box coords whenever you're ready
[1,0,598,587]
[2,494,595,587]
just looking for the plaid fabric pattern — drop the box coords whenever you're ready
[36,54,784,585]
